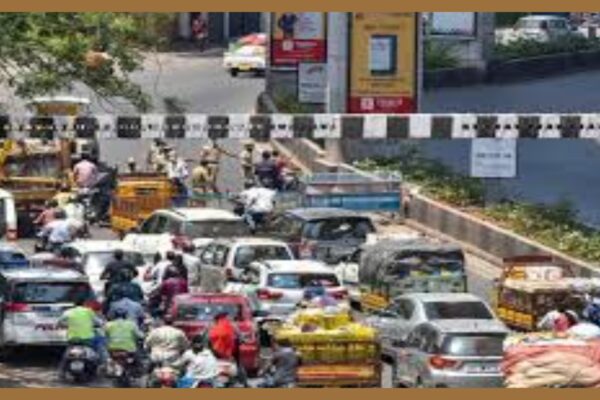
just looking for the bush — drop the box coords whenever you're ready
[356,152,600,264]
[424,39,460,70]
[273,93,312,113]
[494,35,600,61]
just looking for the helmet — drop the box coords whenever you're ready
[191,333,207,349]
[113,308,128,320]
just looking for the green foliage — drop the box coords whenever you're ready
[0,13,177,111]
[273,93,312,113]
[357,151,600,263]
[424,39,460,70]
[494,35,600,61]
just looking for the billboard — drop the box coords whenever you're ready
[426,12,477,37]
[348,13,419,114]
[270,12,326,67]
[298,63,327,104]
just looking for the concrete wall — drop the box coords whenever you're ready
[340,139,600,229]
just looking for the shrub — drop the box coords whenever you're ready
[424,39,460,70]
[494,35,600,61]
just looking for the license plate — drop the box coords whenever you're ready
[466,364,499,373]
[70,361,85,372]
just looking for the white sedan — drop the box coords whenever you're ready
[223,45,266,77]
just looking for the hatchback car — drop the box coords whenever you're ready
[243,260,348,319]
[365,293,502,346]
[389,320,508,388]
[167,293,260,375]
[122,208,250,258]
[197,237,294,282]
[0,268,97,352]
[0,243,29,270]
[262,208,376,263]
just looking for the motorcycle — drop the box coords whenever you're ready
[106,350,138,388]
[147,364,178,388]
[61,343,99,384]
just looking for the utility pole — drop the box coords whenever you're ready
[325,12,349,164]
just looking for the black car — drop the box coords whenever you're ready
[260,207,376,264]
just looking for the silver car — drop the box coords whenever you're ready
[364,293,502,347]
[389,320,508,388]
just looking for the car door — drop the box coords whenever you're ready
[124,214,172,256]
[371,300,403,346]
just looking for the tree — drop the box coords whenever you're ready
[0,13,176,112]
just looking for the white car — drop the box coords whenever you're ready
[500,15,579,44]
[197,237,295,282]
[0,189,17,241]
[59,240,147,301]
[223,44,266,77]
[122,208,250,259]
[0,268,96,350]
[231,260,349,319]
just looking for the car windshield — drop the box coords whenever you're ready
[442,334,505,356]
[307,218,375,241]
[12,282,93,304]
[183,221,250,238]
[234,245,292,268]
[267,273,340,289]
[424,301,493,320]
[83,252,145,275]
[176,302,243,322]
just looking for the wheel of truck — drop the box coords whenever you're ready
[230,69,239,77]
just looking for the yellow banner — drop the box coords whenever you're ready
[349,12,418,113]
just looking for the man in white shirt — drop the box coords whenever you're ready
[39,210,73,251]
[238,182,276,232]
[173,334,220,387]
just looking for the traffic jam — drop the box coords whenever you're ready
[2,112,600,388]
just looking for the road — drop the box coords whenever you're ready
[423,69,600,113]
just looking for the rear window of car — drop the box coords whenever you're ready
[234,245,292,268]
[176,302,243,322]
[424,301,493,320]
[183,221,250,238]
[267,273,340,289]
[442,335,505,356]
[11,282,93,304]
[305,218,375,241]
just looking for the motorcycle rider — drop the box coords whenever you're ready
[104,279,145,315]
[57,295,105,380]
[237,181,276,233]
[173,334,220,388]
[208,311,247,387]
[101,249,139,295]
[106,294,146,329]
[145,318,190,369]
[259,338,300,388]
[254,150,279,189]
[105,309,145,371]
[38,209,73,253]
[73,153,98,190]
[34,199,59,227]
[157,268,189,316]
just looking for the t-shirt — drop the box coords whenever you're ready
[73,160,98,188]
[178,349,219,380]
[106,319,142,352]
[60,306,99,341]
[240,187,276,213]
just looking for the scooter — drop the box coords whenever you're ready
[106,350,139,388]
[61,343,99,384]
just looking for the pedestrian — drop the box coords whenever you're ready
[73,153,98,190]
[38,210,73,253]
[254,151,279,189]
[240,141,255,183]
[192,14,208,52]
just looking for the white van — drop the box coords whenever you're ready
[0,268,96,351]
[0,189,17,241]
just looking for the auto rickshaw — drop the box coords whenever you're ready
[110,173,175,237]
[493,255,598,331]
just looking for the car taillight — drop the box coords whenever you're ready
[4,302,31,313]
[429,355,460,370]
[6,229,17,241]
[299,240,315,259]
[329,289,348,300]
[257,288,283,301]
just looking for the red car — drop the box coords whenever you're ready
[168,293,260,375]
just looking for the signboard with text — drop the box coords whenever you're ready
[271,12,326,67]
[348,12,419,114]
[298,63,327,104]
[470,139,517,178]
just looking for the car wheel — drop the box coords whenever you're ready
[230,69,238,77]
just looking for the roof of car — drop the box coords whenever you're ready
[174,292,249,304]
[285,207,368,221]
[0,267,87,282]
[423,319,509,335]
[519,15,568,21]
[397,292,483,303]
[260,259,334,274]
[65,240,139,253]
[160,208,241,221]
[211,237,291,246]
